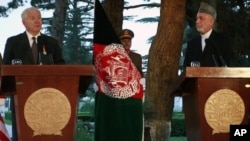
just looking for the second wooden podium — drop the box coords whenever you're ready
[178,67,250,141]
[0,65,94,141]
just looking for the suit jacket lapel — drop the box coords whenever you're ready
[201,30,216,57]
[20,32,35,64]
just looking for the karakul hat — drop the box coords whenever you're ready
[198,2,217,19]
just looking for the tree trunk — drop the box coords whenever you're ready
[103,0,124,36]
[145,0,186,140]
[52,0,68,47]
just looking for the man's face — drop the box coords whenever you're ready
[22,9,42,35]
[120,38,132,51]
[196,12,214,34]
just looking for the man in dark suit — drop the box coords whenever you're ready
[184,2,236,67]
[3,7,65,65]
[119,29,143,76]
[2,7,65,141]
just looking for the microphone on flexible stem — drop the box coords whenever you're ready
[38,52,43,65]
[212,54,219,67]
[218,56,227,67]
[206,39,227,67]
[206,39,219,66]
[37,36,54,65]
[37,36,44,65]
[49,54,54,65]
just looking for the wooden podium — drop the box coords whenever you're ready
[178,67,250,141]
[0,65,94,141]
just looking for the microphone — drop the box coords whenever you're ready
[212,54,219,67]
[37,36,44,65]
[38,52,43,65]
[37,36,54,65]
[218,56,227,67]
[37,36,44,52]
[205,39,227,67]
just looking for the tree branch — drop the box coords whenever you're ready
[124,3,160,10]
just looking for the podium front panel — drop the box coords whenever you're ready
[0,65,94,141]
[15,76,79,141]
[183,77,250,141]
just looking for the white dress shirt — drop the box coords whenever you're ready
[201,29,212,51]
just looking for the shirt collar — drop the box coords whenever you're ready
[201,29,212,39]
[26,31,41,39]
[26,31,41,46]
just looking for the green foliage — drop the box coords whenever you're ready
[171,112,186,137]
[75,120,94,141]
[31,0,55,9]
[6,0,24,9]
[0,0,24,17]
[171,118,186,136]
[78,95,95,118]
[63,4,94,64]
[170,137,187,141]
[2,111,12,125]
[136,17,159,23]
[78,83,96,120]
[4,111,12,121]
[76,88,95,140]
[142,54,148,75]
[0,6,8,17]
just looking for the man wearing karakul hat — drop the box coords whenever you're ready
[183,2,236,67]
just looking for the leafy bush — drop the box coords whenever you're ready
[75,120,94,141]
[4,111,12,121]
[171,112,186,137]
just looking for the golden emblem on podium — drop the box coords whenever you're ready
[24,88,71,136]
[204,89,245,134]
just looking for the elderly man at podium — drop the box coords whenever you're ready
[184,2,236,67]
[2,7,65,141]
[3,7,65,65]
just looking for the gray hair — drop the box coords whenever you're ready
[21,7,40,19]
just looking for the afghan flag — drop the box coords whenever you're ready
[0,96,11,141]
[93,0,143,99]
[93,1,143,141]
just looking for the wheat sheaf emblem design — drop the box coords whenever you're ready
[204,89,245,134]
[24,88,71,136]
